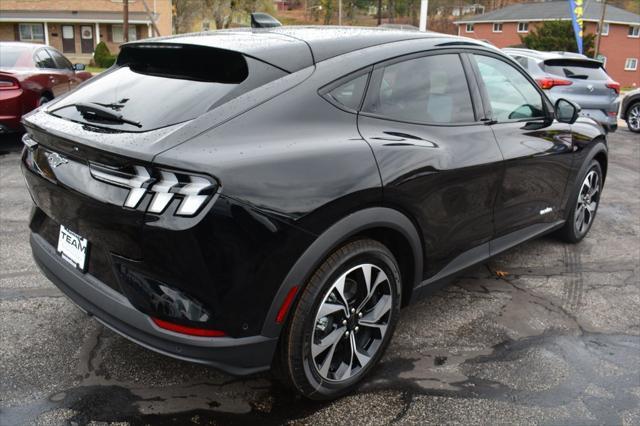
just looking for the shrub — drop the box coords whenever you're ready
[93,42,116,68]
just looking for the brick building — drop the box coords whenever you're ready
[455,0,640,88]
[0,0,172,63]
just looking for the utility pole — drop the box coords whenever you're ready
[594,0,607,58]
[377,0,382,25]
[142,0,161,36]
[419,0,428,31]
[338,0,342,25]
[123,0,129,42]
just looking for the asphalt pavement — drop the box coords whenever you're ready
[0,127,638,425]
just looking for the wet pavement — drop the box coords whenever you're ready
[1,128,639,425]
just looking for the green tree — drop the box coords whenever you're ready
[93,42,116,68]
[521,20,596,57]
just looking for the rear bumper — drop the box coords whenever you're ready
[31,232,278,375]
[0,88,24,132]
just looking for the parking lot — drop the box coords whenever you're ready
[0,127,638,425]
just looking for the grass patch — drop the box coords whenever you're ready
[85,66,107,74]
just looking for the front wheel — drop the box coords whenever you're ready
[38,95,52,107]
[275,239,401,400]
[558,160,603,243]
[626,102,640,133]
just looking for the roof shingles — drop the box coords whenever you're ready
[455,0,639,25]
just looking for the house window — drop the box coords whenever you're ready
[466,24,474,33]
[517,22,529,33]
[629,25,640,38]
[19,23,45,42]
[493,23,503,32]
[600,22,609,36]
[111,25,137,43]
[625,58,638,71]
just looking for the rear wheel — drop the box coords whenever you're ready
[558,160,602,243]
[275,239,401,400]
[38,94,52,107]
[626,102,640,133]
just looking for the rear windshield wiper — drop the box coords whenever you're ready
[73,102,142,128]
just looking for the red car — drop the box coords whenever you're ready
[0,42,93,133]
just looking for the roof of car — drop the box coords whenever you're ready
[130,26,476,73]
[503,48,598,62]
[0,41,44,51]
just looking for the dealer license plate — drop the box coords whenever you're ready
[57,225,89,271]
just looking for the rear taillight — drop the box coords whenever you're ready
[0,76,20,90]
[89,163,217,217]
[535,77,572,90]
[606,81,620,95]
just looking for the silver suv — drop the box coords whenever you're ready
[504,48,620,132]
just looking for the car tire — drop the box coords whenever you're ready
[275,239,401,400]
[38,95,52,107]
[558,160,603,243]
[626,101,640,133]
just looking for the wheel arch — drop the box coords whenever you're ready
[40,90,53,100]
[261,207,423,339]
[593,148,608,183]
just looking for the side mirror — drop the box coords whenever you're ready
[555,98,580,124]
[73,63,86,71]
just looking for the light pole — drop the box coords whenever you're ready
[419,0,428,31]
[123,0,129,42]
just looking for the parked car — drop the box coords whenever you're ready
[504,48,620,133]
[21,26,607,400]
[0,42,92,133]
[620,88,640,133]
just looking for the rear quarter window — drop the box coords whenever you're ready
[49,44,287,132]
[322,73,369,112]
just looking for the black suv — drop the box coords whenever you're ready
[21,27,607,400]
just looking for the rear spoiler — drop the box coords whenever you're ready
[543,58,604,68]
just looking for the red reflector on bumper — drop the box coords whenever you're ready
[276,286,299,324]
[151,318,226,337]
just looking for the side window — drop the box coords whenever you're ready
[47,49,73,70]
[34,49,56,69]
[473,54,544,122]
[363,54,475,124]
[325,73,369,111]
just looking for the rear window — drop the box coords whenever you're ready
[0,45,33,68]
[50,44,287,132]
[543,59,610,80]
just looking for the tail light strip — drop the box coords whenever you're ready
[89,163,217,216]
[0,76,20,90]
[606,81,620,95]
[535,77,572,90]
[90,165,154,208]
